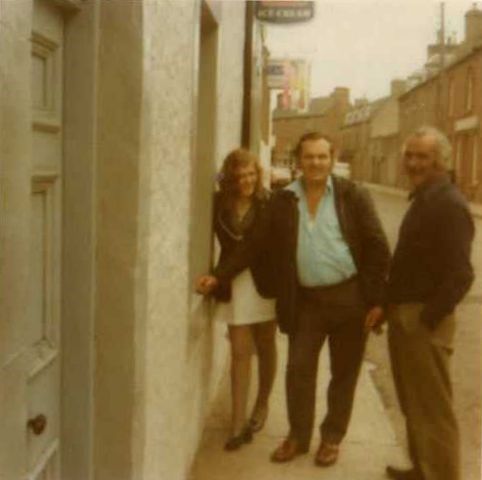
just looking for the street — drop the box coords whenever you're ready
[190,184,481,480]
[367,187,482,480]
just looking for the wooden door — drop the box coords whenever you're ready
[27,1,64,477]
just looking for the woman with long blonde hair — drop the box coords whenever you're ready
[196,148,277,451]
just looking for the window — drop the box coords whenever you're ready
[448,78,456,117]
[454,137,462,175]
[466,70,474,112]
[472,136,479,185]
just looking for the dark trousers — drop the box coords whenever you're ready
[286,279,367,449]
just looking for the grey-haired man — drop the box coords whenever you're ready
[385,127,474,480]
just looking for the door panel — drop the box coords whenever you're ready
[28,1,63,478]
[27,440,60,480]
[32,132,62,171]
[27,362,60,471]
[30,190,47,345]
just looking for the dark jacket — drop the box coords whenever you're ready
[212,190,275,302]
[271,175,391,334]
[387,176,474,328]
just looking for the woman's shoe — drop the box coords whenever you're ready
[248,406,268,433]
[224,426,253,451]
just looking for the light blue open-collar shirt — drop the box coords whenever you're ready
[286,176,357,287]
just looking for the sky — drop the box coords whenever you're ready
[265,1,476,101]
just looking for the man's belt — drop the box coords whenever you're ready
[297,275,360,305]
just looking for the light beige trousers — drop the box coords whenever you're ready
[387,303,459,480]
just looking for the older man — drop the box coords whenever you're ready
[385,127,474,480]
[270,132,390,466]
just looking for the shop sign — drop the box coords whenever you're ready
[256,1,314,23]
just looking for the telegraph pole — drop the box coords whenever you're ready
[440,2,446,69]
[439,2,446,130]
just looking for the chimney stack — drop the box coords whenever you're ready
[276,93,284,110]
[465,4,482,46]
[390,79,407,98]
[331,87,350,108]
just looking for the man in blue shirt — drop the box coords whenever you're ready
[270,132,390,466]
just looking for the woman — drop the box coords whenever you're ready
[196,148,277,451]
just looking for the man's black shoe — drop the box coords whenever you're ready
[386,465,420,480]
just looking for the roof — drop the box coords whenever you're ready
[425,52,456,68]
[370,97,400,138]
[273,110,326,120]
[309,97,333,114]
[400,43,482,100]
[273,95,334,120]
[342,96,390,127]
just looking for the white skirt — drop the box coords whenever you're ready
[215,269,276,326]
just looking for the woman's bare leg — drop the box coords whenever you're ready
[250,320,277,425]
[228,324,254,436]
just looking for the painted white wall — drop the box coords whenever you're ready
[138,2,247,479]
[216,1,246,167]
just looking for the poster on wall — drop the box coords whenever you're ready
[267,58,311,111]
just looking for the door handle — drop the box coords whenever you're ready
[27,414,47,435]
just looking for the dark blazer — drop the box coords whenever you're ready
[271,175,391,334]
[212,190,275,302]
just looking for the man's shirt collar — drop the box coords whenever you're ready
[286,175,333,199]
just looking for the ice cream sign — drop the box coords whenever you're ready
[256,1,315,23]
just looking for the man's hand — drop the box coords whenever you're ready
[420,305,441,331]
[195,275,219,295]
[364,306,384,334]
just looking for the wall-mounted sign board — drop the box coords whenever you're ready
[256,1,314,23]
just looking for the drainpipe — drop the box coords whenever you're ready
[242,1,255,148]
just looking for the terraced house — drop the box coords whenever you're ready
[399,5,482,200]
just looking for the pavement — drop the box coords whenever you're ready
[364,182,482,219]
[367,185,482,480]
[189,333,409,480]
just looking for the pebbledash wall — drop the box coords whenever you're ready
[0,1,251,479]
[137,1,248,479]
[97,1,249,479]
